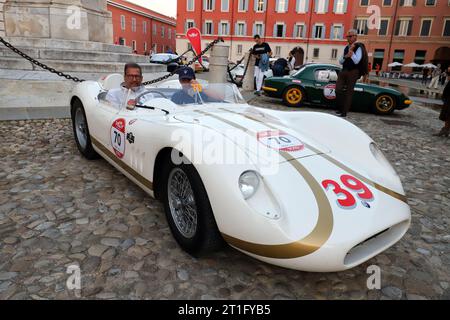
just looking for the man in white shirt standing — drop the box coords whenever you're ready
[106,63,148,110]
[336,29,363,118]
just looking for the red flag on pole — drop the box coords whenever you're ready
[186,27,202,63]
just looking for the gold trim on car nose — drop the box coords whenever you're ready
[262,86,278,92]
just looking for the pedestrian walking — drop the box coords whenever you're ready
[335,29,368,118]
[251,35,272,96]
[433,67,450,137]
[422,67,429,86]
[375,63,380,77]
[428,64,442,89]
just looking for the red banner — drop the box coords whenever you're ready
[186,27,202,63]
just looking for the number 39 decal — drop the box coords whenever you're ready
[322,175,374,209]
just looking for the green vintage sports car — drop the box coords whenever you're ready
[262,63,413,115]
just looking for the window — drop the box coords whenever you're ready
[313,48,320,58]
[314,24,324,38]
[379,19,389,35]
[332,25,342,39]
[392,49,404,70]
[256,0,265,12]
[360,0,369,5]
[275,46,281,56]
[153,23,157,35]
[144,42,147,52]
[186,20,195,32]
[161,26,165,37]
[143,21,147,34]
[132,40,137,51]
[219,21,229,35]
[383,0,392,5]
[153,43,157,53]
[236,22,246,35]
[187,0,195,11]
[395,19,413,36]
[205,21,213,35]
[443,19,450,36]
[420,19,432,37]
[222,0,229,11]
[316,0,328,13]
[205,0,214,11]
[168,29,171,39]
[335,0,346,13]
[255,23,264,36]
[277,0,287,12]
[120,15,126,30]
[400,0,415,6]
[294,24,305,38]
[354,19,368,35]
[119,37,125,46]
[331,49,338,59]
[414,50,426,70]
[297,0,308,12]
[132,18,136,32]
[237,44,243,55]
[275,23,285,37]
[425,0,436,5]
[238,0,248,11]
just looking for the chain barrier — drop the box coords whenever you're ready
[227,53,252,87]
[0,36,224,85]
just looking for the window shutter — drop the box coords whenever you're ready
[343,0,348,13]
[276,0,280,12]
[185,21,187,33]
[212,23,214,35]
[312,23,316,37]
[330,24,334,39]
[322,25,326,39]
[296,0,300,12]
[340,26,344,39]
[262,24,265,37]
[353,20,358,30]
[325,0,329,12]
[253,23,256,36]
[395,20,400,35]
[305,0,310,12]
[333,0,337,13]
[212,0,215,11]
[203,0,207,10]
[303,25,307,38]
[235,23,238,35]
[263,0,267,11]
[245,0,249,11]
[283,24,287,37]
[243,23,247,36]
[273,24,277,37]
[203,22,206,34]
[285,0,289,12]
[315,0,318,12]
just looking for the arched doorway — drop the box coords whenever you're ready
[292,47,304,67]
[433,47,450,70]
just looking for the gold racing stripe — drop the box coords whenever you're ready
[196,110,334,259]
[91,136,154,191]
[219,108,408,204]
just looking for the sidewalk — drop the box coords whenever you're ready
[369,75,444,95]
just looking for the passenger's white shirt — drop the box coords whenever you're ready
[105,83,148,108]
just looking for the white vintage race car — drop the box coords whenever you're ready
[70,74,411,272]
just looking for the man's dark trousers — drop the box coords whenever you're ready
[336,69,360,115]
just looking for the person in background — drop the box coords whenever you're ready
[433,67,450,137]
[251,34,272,96]
[288,51,296,72]
[363,62,372,83]
[428,64,442,89]
[375,63,380,77]
[422,67,429,86]
[272,57,288,77]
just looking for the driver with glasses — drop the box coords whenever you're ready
[106,63,152,109]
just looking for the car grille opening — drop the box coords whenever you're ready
[344,220,410,267]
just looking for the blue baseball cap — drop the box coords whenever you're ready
[177,66,195,80]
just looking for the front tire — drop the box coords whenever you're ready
[71,98,99,159]
[282,86,306,107]
[372,94,396,115]
[161,158,223,256]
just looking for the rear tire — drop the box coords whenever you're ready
[161,157,224,256]
[282,86,306,107]
[372,94,396,115]
[71,98,99,160]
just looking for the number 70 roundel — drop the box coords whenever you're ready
[322,174,374,209]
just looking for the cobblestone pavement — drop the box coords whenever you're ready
[0,98,449,300]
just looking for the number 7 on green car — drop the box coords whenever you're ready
[262,63,413,115]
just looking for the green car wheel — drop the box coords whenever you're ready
[373,94,396,115]
[282,86,306,107]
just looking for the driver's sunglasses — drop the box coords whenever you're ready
[126,74,142,79]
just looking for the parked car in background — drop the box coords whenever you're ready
[150,53,181,73]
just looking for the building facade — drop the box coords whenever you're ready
[176,0,354,64]
[352,0,450,71]
[108,0,176,55]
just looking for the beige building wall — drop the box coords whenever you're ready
[176,38,346,66]
[0,0,5,37]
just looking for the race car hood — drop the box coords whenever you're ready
[172,105,331,166]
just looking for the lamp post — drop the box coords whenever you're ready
[386,0,400,71]
[305,0,314,63]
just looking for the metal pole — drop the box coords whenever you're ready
[386,0,400,71]
[305,0,314,63]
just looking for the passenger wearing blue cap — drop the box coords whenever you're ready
[171,67,221,105]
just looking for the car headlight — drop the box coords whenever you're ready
[238,171,260,200]
[369,142,398,176]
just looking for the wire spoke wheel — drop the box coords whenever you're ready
[375,95,395,113]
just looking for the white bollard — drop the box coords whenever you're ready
[242,52,255,92]
[208,43,230,84]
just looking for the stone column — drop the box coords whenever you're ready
[3,0,112,43]
[0,0,5,37]
[208,43,229,83]
[242,51,256,91]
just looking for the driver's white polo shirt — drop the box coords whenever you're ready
[105,84,149,109]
